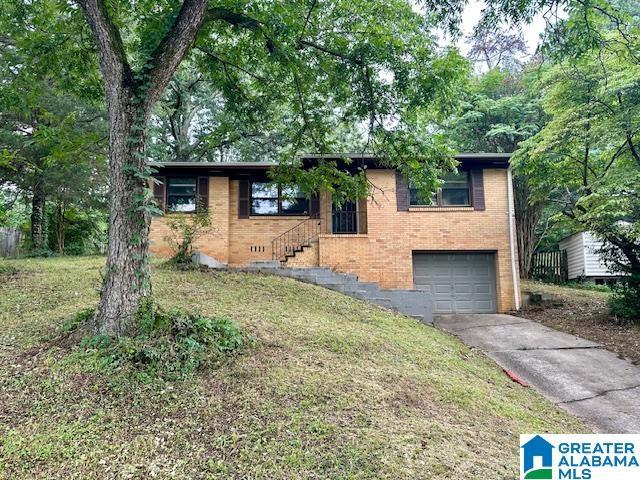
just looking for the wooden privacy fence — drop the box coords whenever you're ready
[0,227,24,258]
[531,250,568,283]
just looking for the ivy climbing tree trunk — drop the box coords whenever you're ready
[93,89,152,334]
[79,0,209,335]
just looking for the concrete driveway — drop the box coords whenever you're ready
[434,313,640,433]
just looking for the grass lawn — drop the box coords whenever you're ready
[519,280,640,365]
[0,257,585,479]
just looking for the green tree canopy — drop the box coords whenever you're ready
[513,1,640,282]
[1,0,564,334]
[446,68,544,153]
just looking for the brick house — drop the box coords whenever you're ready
[150,153,520,313]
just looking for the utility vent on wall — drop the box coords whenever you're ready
[250,246,266,253]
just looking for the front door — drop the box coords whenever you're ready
[332,201,358,234]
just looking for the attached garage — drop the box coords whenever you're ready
[412,252,497,314]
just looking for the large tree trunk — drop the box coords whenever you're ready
[30,176,46,251]
[92,89,152,335]
[78,0,212,335]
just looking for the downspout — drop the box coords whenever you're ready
[507,167,520,310]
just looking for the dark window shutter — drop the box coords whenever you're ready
[153,176,166,214]
[357,197,368,234]
[309,193,320,218]
[197,176,209,212]
[238,180,250,218]
[470,169,485,211]
[395,171,410,211]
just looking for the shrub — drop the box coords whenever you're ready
[24,248,58,258]
[563,280,612,293]
[608,277,640,323]
[46,206,108,255]
[73,300,246,380]
[164,209,213,268]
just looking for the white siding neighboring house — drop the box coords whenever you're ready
[559,231,627,281]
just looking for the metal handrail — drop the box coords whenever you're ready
[272,214,322,262]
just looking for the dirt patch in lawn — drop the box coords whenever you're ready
[516,281,640,365]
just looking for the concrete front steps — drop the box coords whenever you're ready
[247,262,433,324]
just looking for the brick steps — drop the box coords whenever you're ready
[246,263,433,324]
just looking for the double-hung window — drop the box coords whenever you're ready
[280,186,309,215]
[409,171,470,207]
[250,182,309,215]
[167,177,197,212]
[251,183,279,215]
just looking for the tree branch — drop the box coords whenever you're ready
[626,130,640,166]
[297,40,363,65]
[208,7,276,53]
[143,0,210,107]
[167,88,182,144]
[208,7,263,28]
[196,47,266,81]
[600,130,640,177]
[299,0,318,43]
[293,72,322,152]
[76,0,134,95]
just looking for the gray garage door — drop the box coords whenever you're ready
[412,252,497,313]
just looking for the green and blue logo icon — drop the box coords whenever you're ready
[521,435,554,479]
[520,434,640,479]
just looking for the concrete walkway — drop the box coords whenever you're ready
[434,314,640,433]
